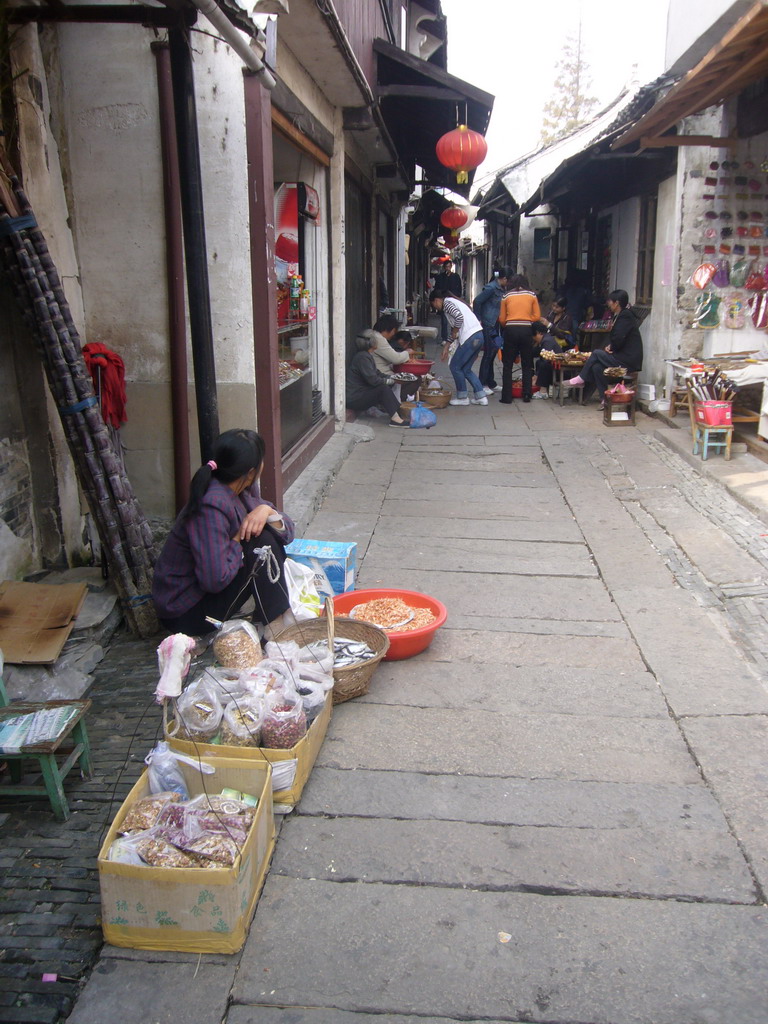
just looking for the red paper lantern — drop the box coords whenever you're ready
[435,124,488,185]
[440,206,469,230]
[441,230,460,248]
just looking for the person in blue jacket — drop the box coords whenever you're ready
[473,268,509,393]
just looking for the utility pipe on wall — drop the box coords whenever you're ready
[152,41,191,513]
[168,26,219,460]
[188,0,276,90]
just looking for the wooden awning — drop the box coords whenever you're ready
[613,1,768,149]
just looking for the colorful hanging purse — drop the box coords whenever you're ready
[692,290,721,329]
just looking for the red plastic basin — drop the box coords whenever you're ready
[330,588,448,660]
[399,360,434,376]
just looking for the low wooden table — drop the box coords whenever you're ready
[554,362,587,407]
[0,696,92,820]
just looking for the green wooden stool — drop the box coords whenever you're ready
[693,424,733,461]
[0,677,92,821]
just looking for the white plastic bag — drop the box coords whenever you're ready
[283,558,321,621]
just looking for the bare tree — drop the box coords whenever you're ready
[539,24,598,146]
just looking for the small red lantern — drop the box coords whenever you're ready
[441,230,460,248]
[440,206,469,230]
[436,124,488,185]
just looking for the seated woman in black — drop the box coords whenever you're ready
[544,297,575,349]
[566,289,643,407]
[346,332,409,426]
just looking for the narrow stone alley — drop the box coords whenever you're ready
[6,393,768,1024]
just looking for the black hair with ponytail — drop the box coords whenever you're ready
[182,428,266,520]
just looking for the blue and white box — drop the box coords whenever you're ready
[284,539,356,602]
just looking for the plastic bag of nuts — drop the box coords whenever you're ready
[219,696,265,746]
[261,693,307,749]
[174,677,223,741]
[212,619,264,670]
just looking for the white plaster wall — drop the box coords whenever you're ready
[643,174,681,390]
[518,214,557,298]
[665,0,745,69]
[330,108,346,424]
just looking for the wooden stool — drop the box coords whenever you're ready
[0,677,92,820]
[693,424,733,461]
[603,390,637,426]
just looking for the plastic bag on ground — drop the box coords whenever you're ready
[283,558,321,621]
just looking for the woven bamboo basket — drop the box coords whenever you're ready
[418,387,452,409]
[273,601,389,704]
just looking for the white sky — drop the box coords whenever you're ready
[439,0,671,188]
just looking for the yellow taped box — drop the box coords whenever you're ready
[98,757,274,954]
[165,691,332,805]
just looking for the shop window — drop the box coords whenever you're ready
[533,228,552,262]
[636,192,658,306]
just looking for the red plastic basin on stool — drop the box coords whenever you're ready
[399,360,433,376]
[330,588,447,660]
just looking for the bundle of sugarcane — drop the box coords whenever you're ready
[0,149,157,637]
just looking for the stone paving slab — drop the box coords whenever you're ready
[296,511,379,552]
[402,433,539,448]
[397,450,546,472]
[228,1009,506,1024]
[234,877,768,1024]
[358,662,666,718]
[385,478,561,502]
[375,515,583,544]
[321,483,388,513]
[355,568,620,621]
[66,959,234,1024]
[362,539,597,577]
[319,705,701,784]
[418,630,645,670]
[380,496,570,522]
[611,585,768,715]
[299,767,730,830]
[441,613,628,636]
[271,816,756,902]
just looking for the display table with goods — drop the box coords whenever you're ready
[577,320,612,352]
[544,349,588,407]
[666,357,764,437]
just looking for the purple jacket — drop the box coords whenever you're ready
[152,479,295,618]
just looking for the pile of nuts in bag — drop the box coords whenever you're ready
[108,789,259,869]
[170,623,335,750]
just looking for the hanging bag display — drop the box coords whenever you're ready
[712,258,730,288]
[691,263,716,289]
[729,257,753,288]
[723,292,746,329]
[749,291,768,330]
[692,290,721,329]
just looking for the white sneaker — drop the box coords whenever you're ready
[470,395,488,406]
[491,385,502,392]
[482,386,494,396]
[449,397,470,406]
[532,391,548,400]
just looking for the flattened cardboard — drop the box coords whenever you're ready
[0,581,88,664]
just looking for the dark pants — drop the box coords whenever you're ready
[535,357,554,389]
[500,324,534,402]
[579,349,628,399]
[347,383,400,417]
[478,324,499,388]
[159,525,289,635]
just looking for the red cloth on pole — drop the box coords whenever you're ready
[82,342,127,428]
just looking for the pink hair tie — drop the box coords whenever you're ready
[207,460,217,471]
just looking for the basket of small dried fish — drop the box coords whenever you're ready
[272,601,389,704]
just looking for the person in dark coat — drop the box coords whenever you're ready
[566,289,643,406]
[346,332,409,426]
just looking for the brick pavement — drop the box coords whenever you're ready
[0,634,162,1024]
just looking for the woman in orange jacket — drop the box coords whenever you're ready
[499,274,541,403]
